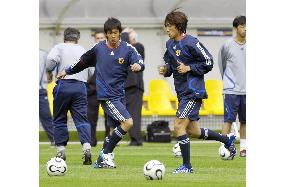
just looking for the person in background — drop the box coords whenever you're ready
[121,28,144,146]
[39,48,54,145]
[218,16,246,157]
[87,29,110,147]
[46,27,94,165]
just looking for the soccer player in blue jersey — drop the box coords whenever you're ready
[159,10,236,173]
[57,17,144,168]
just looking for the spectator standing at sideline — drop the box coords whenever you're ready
[218,16,246,157]
[121,28,144,146]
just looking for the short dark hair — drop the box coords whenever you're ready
[64,27,80,41]
[104,17,122,34]
[233,16,246,28]
[164,10,188,33]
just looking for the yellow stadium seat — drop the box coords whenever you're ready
[99,105,105,116]
[148,79,176,115]
[47,81,56,115]
[142,95,153,116]
[199,100,210,115]
[204,80,224,115]
[46,81,71,116]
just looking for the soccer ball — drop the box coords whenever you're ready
[143,160,165,180]
[218,144,234,160]
[172,143,182,157]
[46,157,67,176]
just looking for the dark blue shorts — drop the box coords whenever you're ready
[224,94,246,123]
[176,98,202,121]
[101,98,131,128]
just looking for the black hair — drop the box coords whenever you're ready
[64,27,80,41]
[164,9,188,33]
[233,16,246,28]
[104,17,122,34]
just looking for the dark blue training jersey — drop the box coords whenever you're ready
[66,40,144,100]
[163,34,213,99]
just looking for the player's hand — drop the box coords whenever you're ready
[57,70,67,79]
[158,65,167,75]
[177,61,190,74]
[46,71,53,83]
[130,63,141,72]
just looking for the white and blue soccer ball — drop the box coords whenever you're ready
[172,143,182,157]
[46,157,67,176]
[143,160,165,180]
[218,144,234,160]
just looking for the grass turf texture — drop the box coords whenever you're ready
[40,142,245,187]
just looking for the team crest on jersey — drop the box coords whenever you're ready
[118,58,124,64]
[176,50,181,56]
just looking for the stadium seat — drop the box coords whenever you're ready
[47,81,56,115]
[47,81,71,116]
[142,95,153,116]
[199,100,210,115]
[148,79,176,115]
[98,105,105,116]
[204,80,224,115]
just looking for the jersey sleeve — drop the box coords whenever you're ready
[46,45,60,72]
[66,46,97,75]
[163,49,174,77]
[218,44,227,78]
[128,44,145,71]
[187,41,214,76]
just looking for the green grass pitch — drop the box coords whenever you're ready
[40,142,246,187]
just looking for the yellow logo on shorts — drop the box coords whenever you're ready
[176,50,181,56]
[118,58,124,64]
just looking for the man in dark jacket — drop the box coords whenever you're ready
[121,28,144,146]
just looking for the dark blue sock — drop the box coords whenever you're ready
[199,128,229,144]
[177,134,190,167]
[103,126,126,154]
[102,135,111,150]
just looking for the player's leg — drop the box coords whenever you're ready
[94,98,132,168]
[87,93,100,147]
[173,118,193,173]
[52,81,70,160]
[39,89,54,144]
[104,111,111,137]
[69,81,92,165]
[173,98,195,174]
[102,115,118,151]
[239,95,246,157]
[222,94,239,135]
[187,121,234,147]
[222,122,232,135]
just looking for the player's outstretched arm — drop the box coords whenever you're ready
[65,48,97,75]
[57,70,67,79]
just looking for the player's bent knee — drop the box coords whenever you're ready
[121,118,133,130]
